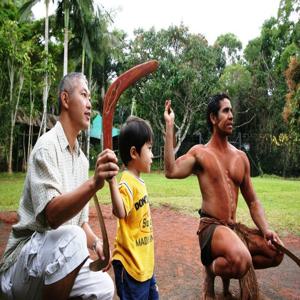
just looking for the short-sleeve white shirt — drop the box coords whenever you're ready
[0,121,89,273]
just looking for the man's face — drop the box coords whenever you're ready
[215,98,233,135]
[67,78,91,131]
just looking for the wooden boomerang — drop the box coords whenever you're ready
[89,60,159,271]
[272,240,300,267]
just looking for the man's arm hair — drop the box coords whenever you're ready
[240,153,270,234]
[45,177,99,229]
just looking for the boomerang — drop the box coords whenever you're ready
[272,240,300,267]
[89,60,159,271]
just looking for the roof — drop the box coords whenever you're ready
[90,114,120,140]
[16,110,58,129]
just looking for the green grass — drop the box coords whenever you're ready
[0,172,299,236]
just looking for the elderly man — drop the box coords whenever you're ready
[0,72,118,300]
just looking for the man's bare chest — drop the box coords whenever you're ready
[196,150,245,185]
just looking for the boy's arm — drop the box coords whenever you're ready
[108,177,126,218]
[164,100,196,179]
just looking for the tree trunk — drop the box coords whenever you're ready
[85,58,94,160]
[7,60,14,174]
[63,7,70,76]
[26,84,34,171]
[41,0,50,135]
[81,47,85,74]
[8,73,24,173]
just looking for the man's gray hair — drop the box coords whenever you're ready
[58,72,88,113]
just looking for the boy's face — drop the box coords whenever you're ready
[136,142,153,173]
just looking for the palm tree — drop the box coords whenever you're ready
[20,0,53,135]
[55,0,94,76]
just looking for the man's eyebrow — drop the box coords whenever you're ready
[80,88,90,94]
[222,107,232,111]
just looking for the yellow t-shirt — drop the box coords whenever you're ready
[112,170,154,282]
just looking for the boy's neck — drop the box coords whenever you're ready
[126,164,140,178]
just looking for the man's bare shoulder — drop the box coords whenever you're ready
[228,144,249,169]
[229,143,248,156]
[188,144,207,155]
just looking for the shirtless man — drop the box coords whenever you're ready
[163,94,283,298]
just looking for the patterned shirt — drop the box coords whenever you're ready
[112,170,154,282]
[0,121,89,273]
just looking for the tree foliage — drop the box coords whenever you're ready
[0,0,299,176]
[116,25,222,154]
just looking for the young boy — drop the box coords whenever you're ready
[108,116,159,300]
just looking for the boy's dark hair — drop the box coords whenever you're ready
[119,116,153,166]
[206,93,231,132]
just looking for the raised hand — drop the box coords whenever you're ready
[164,99,175,124]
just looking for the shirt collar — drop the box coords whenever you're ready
[55,121,80,156]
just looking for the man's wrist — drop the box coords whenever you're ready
[166,121,174,128]
[90,176,104,192]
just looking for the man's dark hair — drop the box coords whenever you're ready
[206,93,231,132]
[57,72,88,113]
[119,116,153,166]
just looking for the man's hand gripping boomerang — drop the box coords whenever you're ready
[89,60,159,271]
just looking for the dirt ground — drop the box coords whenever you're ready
[0,205,299,299]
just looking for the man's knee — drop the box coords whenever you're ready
[44,225,89,285]
[229,251,252,278]
[272,251,284,267]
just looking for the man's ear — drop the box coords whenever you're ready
[130,146,138,160]
[60,91,70,111]
[210,112,217,125]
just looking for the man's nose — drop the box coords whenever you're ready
[87,98,92,109]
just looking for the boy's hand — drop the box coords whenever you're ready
[94,149,119,190]
[164,99,175,124]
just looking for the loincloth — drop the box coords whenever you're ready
[197,209,262,266]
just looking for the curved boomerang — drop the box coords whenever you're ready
[89,60,159,271]
[103,60,159,149]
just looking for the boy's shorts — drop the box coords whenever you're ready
[0,225,114,300]
[112,260,159,300]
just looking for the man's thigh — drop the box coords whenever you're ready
[3,225,89,300]
[246,229,278,259]
[211,225,250,261]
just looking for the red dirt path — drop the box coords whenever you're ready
[0,206,299,299]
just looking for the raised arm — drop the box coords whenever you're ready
[164,100,196,179]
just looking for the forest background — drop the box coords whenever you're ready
[0,0,299,177]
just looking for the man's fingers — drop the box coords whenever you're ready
[96,151,118,168]
[165,99,172,113]
[97,149,118,160]
[101,163,119,174]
